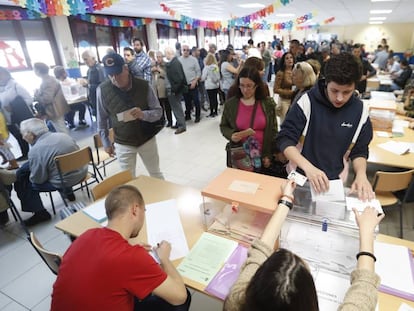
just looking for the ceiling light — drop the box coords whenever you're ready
[371,0,397,2]
[237,3,265,9]
[369,16,387,20]
[369,21,384,24]
[275,13,295,17]
[370,10,392,14]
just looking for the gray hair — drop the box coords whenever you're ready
[81,50,96,60]
[20,118,49,136]
[164,46,175,60]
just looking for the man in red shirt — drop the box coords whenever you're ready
[51,185,190,311]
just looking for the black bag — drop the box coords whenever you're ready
[10,96,34,125]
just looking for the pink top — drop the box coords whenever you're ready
[236,100,266,153]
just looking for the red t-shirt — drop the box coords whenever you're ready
[51,228,167,311]
[236,100,266,153]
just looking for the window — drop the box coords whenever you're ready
[157,23,178,53]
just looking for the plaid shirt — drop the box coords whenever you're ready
[130,51,152,82]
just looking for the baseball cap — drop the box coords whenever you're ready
[102,53,125,76]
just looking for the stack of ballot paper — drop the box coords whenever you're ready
[82,200,107,224]
[208,204,271,244]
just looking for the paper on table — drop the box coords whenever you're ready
[177,232,238,286]
[375,241,414,301]
[311,179,345,202]
[345,197,384,214]
[376,131,392,138]
[228,180,259,194]
[145,199,189,261]
[378,141,410,155]
[82,200,107,223]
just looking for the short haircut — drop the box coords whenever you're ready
[241,248,318,311]
[352,43,361,50]
[0,66,12,81]
[400,59,409,67]
[132,37,144,46]
[53,66,66,79]
[306,59,321,77]
[105,185,144,220]
[33,62,49,75]
[123,47,134,55]
[234,67,268,100]
[294,61,317,88]
[20,118,49,136]
[324,53,362,86]
[290,39,300,46]
[81,50,96,60]
[208,43,217,50]
[244,56,265,72]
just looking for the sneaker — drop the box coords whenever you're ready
[23,210,51,226]
[171,124,179,129]
[174,128,186,135]
[67,124,76,130]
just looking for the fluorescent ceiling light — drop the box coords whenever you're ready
[275,13,295,17]
[237,3,265,9]
[371,0,397,2]
[369,16,387,20]
[369,21,384,24]
[370,9,392,14]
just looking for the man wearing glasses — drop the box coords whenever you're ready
[179,44,202,122]
[97,53,164,179]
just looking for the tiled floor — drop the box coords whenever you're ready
[0,102,413,310]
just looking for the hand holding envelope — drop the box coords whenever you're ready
[116,107,144,122]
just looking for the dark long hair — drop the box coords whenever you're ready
[233,67,268,100]
[241,248,319,311]
[279,52,294,71]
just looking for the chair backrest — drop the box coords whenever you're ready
[91,170,133,201]
[28,232,62,275]
[55,146,93,174]
[372,169,414,193]
[93,128,115,149]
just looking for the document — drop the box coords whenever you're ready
[145,199,189,261]
[345,197,384,213]
[177,232,238,286]
[375,241,414,301]
[399,303,414,311]
[116,108,136,122]
[311,179,345,202]
[82,200,107,223]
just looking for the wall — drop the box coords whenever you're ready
[319,23,414,53]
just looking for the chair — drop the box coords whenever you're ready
[92,128,116,178]
[53,146,101,207]
[372,169,414,238]
[28,232,62,275]
[91,170,133,201]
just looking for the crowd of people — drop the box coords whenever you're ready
[1,34,413,310]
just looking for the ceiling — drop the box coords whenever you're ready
[1,0,413,26]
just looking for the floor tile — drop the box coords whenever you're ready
[0,300,28,311]
[0,292,13,309]
[31,295,51,311]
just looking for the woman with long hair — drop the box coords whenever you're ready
[273,52,295,123]
[219,49,243,100]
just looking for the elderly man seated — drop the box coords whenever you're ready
[14,118,88,226]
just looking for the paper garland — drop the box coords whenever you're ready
[296,17,335,30]
[8,0,119,16]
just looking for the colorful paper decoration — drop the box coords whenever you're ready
[8,0,119,16]
[296,17,335,30]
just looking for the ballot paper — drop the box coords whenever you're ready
[116,108,136,122]
[378,141,411,155]
[145,199,189,261]
[82,200,107,223]
[311,179,345,202]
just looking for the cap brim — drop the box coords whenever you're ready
[104,66,123,76]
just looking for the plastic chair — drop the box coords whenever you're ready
[54,146,101,205]
[28,232,62,275]
[92,128,117,178]
[372,169,414,238]
[91,170,133,201]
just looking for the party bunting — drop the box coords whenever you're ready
[296,16,335,30]
[8,0,119,16]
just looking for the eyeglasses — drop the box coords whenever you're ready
[182,49,189,51]
[239,84,256,90]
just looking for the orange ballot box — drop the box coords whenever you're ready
[201,168,285,214]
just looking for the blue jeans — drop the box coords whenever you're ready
[134,289,191,311]
[15,162,45,213]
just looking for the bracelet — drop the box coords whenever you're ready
[278,199,293,210]
[356,251,376,262]
[281,194,294,202]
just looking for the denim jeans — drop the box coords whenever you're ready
[134,289,191,311]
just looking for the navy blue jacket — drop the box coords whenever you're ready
[276,80,373,179]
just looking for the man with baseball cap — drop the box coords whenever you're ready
[97,53,164,178]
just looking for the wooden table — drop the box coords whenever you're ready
[377,234,414,310]
[368,126,414,169]
[55,174,414,308]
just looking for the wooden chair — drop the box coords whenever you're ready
[92,128,116,178]
[91,170,133,201]
[54,146,100,205]
[28,232,62,275]
[372,169,414,238]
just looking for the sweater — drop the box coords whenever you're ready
[276,79,373,180]
[224,239,380,311]
[220,96,277,158]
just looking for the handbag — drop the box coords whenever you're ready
[226,101,259,171]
